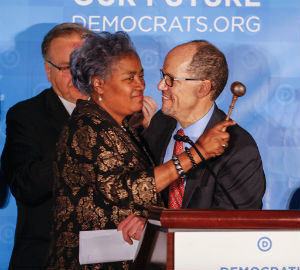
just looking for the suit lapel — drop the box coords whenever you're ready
[45,88,70,133]
[154,112,176,206]
[182,166,206,208]
[204,105,225,131]
[159,123,176,165]
[182,105,225,208]
[145,110,177,166]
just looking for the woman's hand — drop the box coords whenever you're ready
[142,96,158,128]
[117,214,146,245]
[128,96,158,129]
[196,120,236,159]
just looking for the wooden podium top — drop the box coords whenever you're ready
[135,208,300,269]
[149,207,300,230]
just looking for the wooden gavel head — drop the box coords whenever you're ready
[223,81,247,123]
[231,81,246,97]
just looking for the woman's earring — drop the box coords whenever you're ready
[98,95,102,102]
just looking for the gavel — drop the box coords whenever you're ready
[222,81,246,131]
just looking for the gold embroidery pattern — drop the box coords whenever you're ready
[72,120,97,159]
[132,174,157,207]
[54,195,74,230]
[61,163,95,191]
[56,126,69,161]
[96,149,123,172]
[76,195,108,231]
[48,100,162,270]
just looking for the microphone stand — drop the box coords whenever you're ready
[174,134,238,209]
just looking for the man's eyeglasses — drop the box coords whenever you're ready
[160,69,204,87]
[46,60,70,72]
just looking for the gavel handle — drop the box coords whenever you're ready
[222,95,238,131]
[226,95,238,120]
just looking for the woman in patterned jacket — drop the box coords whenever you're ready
[47,31,234,270]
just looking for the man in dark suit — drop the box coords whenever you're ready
[144,40,266,210]
[0,23,91,270]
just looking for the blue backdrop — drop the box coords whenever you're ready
[0,0,300,268]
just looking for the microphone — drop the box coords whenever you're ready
[173,134,190,143]
[174,133,238,209]
[174,134,206,162]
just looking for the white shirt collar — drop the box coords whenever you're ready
[163,103,215,163]
[58,96,76,115]
[176,103,215,143]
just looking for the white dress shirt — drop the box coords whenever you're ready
[58,96,76,115]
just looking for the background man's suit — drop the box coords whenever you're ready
[1,88,69,269]
[143,106,266,209]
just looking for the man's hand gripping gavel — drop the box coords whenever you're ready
[196,82,246,159]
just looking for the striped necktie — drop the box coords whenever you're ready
[168,128,185,209]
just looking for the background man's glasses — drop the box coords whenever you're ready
[160,69,204,87]
[46,60,70,72]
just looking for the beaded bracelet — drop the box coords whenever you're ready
[185,147,197,168]
[172,154,186,179]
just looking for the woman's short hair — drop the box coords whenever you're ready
[70,31,138,96]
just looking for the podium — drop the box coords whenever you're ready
[134,207,300,270]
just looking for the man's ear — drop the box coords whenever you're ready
[91,77,104,95]
[197,80,211,98]
[44,62,51,82]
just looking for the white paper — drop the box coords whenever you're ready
[79,229,139,265]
